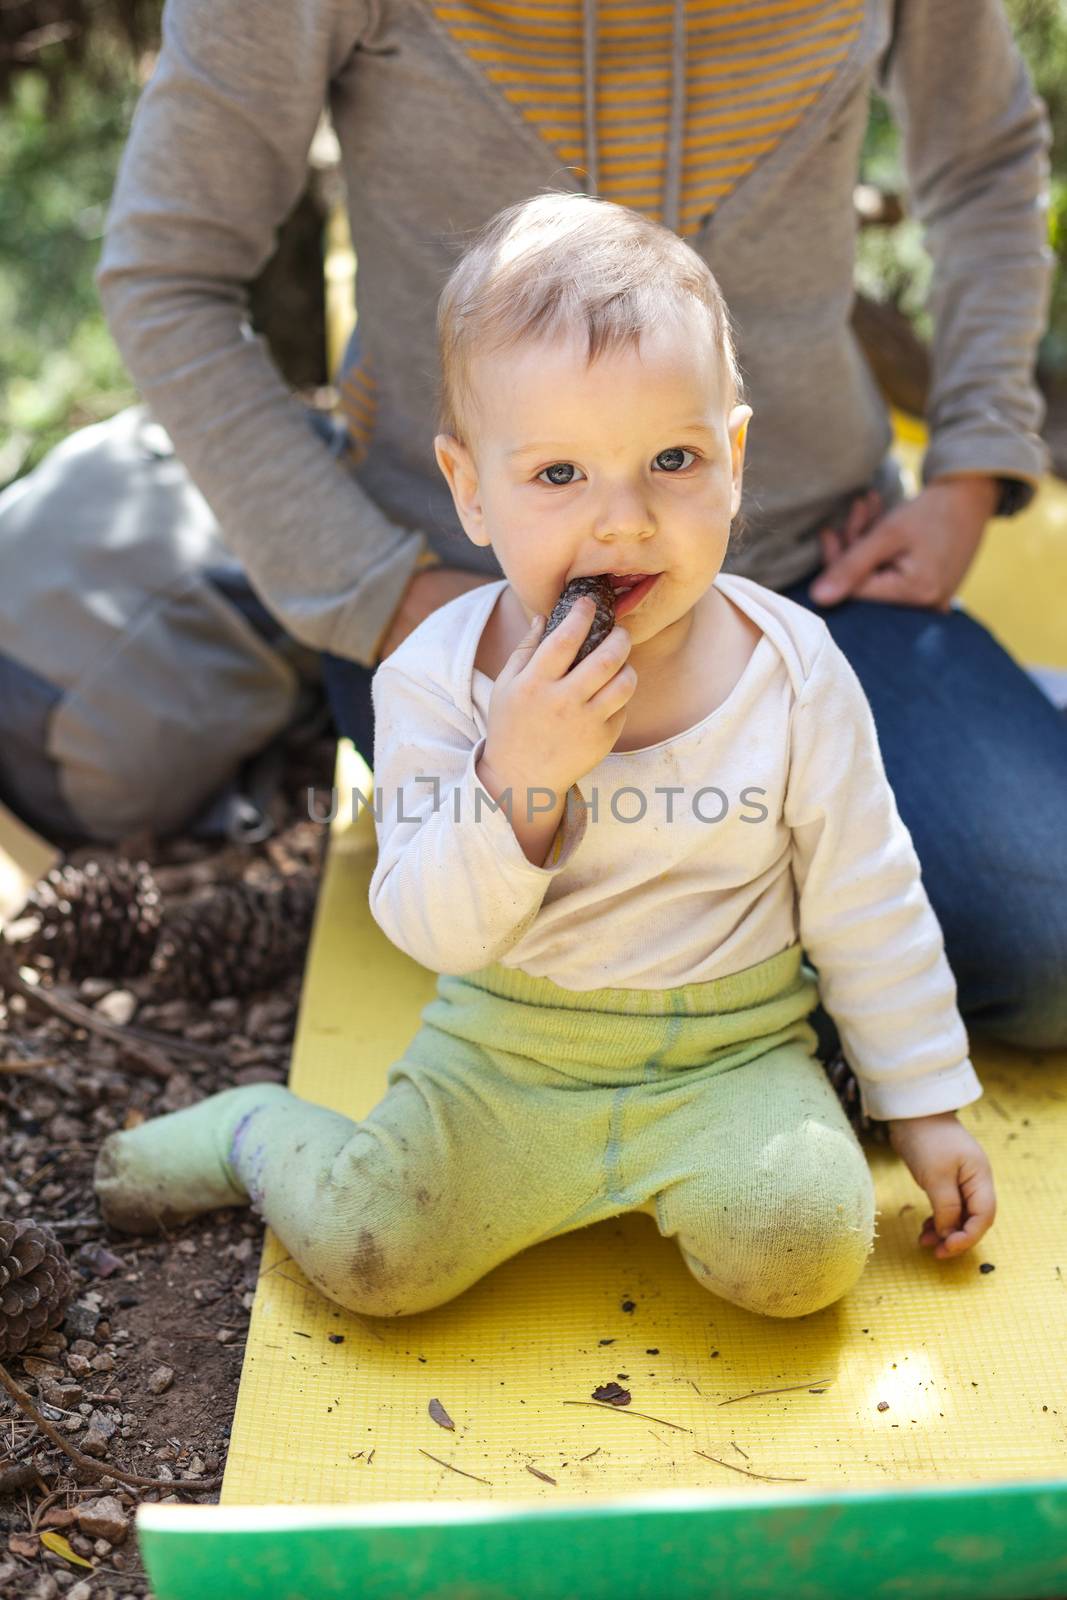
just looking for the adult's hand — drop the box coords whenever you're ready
[375,564,499,663]
[807,476,999,612]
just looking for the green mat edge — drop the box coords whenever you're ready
[137,1476,1067,1599]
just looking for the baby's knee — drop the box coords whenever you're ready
[293,1203,468,1319]
[675,1145,876,1319]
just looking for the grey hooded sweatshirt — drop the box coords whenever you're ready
[95,0,1054,670]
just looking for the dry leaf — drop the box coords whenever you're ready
[40,1531,94,1570]
[428,1397,454,1430]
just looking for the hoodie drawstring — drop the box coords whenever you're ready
[581,0,687,235]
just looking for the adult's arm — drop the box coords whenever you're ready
[877,0,1055,511]
[95,0,425,666]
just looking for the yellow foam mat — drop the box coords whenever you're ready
[223,419,1067,1506]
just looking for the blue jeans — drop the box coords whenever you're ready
[321,566,1067,1056]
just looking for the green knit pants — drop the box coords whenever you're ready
[94,941,876,1320]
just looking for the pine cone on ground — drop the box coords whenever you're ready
[149,876,319,1002]
[0,1220,76,1359]
[10,859,163,983]
[823,1052,891,1146]
[543,575,617,669]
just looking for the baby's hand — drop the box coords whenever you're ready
[886,1111,996,1259]
[481,601,636,800]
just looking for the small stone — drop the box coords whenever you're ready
[78,978,112,1002]
[90,1352,116,1373]
[8,1532,39,1558]
[877,1400,890,1412]
[39,1508,78,1531]
[67,1583,94,1600]
[66,1353,92,1378]
[21,1356,64,1381]
[147,1364,174,1395]
[93,990,138,1027]
[45,1112,84,1143]
[63,1303,102,1341]
[39,1379,84,1407]
[28,1574,59,1599]
[216,1327,240,1344]
[93,1538,112,1556]
[76,1496,129,1545]
[176,1239,198,1255]
[233,1065,285,1086]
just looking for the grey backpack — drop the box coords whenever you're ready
[0,404,326,845]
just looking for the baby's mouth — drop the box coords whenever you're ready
[603,572,661,615]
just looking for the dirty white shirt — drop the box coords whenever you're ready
[368,572,982,1122]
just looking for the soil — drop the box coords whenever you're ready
[0,732,337,1599]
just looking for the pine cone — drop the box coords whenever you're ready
[149,877,319,1002]
[823,1052,890,1145]
[543,575,617,670]
[0,1220,76,1359]
[11,859,163,983]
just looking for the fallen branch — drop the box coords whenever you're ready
[0,940,175,1081]
[0,1359,222,1493]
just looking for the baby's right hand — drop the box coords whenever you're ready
[481,598,637,800]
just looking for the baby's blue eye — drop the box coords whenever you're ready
[535,447,697,487]
[540,462,582,486]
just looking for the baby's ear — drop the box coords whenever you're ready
[728,405,752,458]
[433,434,490,547]
[728,406,753,517]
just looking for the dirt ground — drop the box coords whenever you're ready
[0,734,337,1598]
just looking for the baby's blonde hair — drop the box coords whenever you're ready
[435,191,744,447]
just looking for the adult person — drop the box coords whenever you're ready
[0,0,1064,1055]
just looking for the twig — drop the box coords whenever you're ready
[29,1482,107,1532]
[717,1378,833,1407]
[119,1022,231,1070]
[0,944,175,1081]
[0,1057,62,1076]
[416,1448,492,1486]
[562,1400,692,1433]
[694,1449,806,1484]
[0,1359,222,1493]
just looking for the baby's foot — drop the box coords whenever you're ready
[93,1083,292,1234]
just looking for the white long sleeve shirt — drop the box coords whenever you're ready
[368,572,982,1122]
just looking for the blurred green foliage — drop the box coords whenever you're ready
[0,52,141,482]
[1,0,1065,489]
[856,0,1067,374]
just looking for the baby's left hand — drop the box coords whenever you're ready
[886,1111,996,1259]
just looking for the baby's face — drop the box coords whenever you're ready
[434,299,751,653]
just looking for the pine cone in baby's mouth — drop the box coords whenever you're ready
[543,575,617,670]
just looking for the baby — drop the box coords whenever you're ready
[93,193,996,1320]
